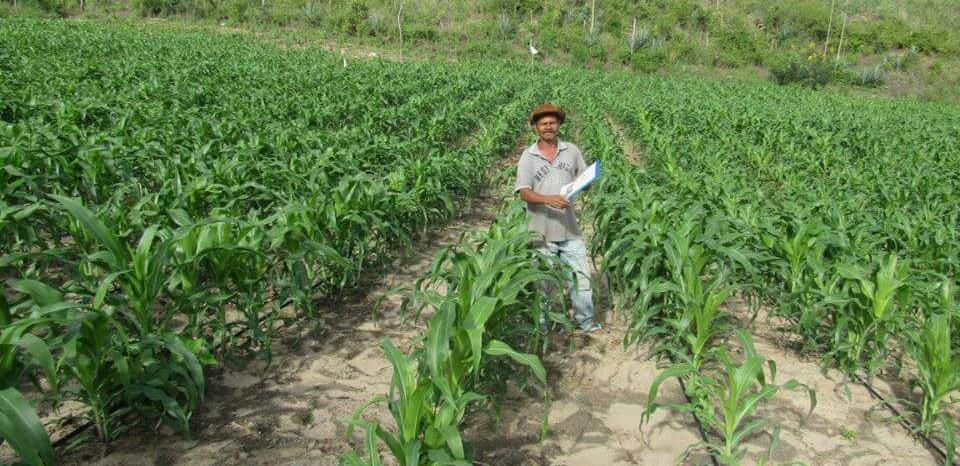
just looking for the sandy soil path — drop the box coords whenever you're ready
[465,322,709,466]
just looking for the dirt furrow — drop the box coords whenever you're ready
[464,233,708,466]
[466,327,709,465]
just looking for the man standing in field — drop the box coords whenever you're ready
[515,103,601,333]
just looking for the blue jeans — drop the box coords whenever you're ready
[538,238,595,330]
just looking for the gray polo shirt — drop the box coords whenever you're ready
[514,140,587,242]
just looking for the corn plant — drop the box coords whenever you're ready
[6,13,960,465]
[827,254,910,377]
[907,282,960,465]
[0,197,217,445]
[0,282,59,466]
[566,92,820,465]
[344,214,558,465]
[0,386,55,466]
[643,331,816,465]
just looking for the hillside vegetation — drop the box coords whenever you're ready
[3,0,960,103]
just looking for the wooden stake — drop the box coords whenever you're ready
[396,0,404,61]
[835,12,847,68]
[630,17,637,52]
[590,0,596,35]
[824,0,835,54]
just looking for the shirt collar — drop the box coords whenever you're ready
[529,140,568,159]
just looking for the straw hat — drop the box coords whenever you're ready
[529,103,566,125]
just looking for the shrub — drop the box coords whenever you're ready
[668,31,702,64]
[883,46,919,72]
[405,24,438,42]
[137,0,181,16]
[331,0,369,36]
[181,0,223,19]
[496,13,515,38]
[569,39,591,66]
[462,38,510,59]
[874,17,914,51]
[769,52,833,89]
[843,17,954,54]
[669,0,709,28]
[630,46,667,73]
[775,21,798,46]
[755,0,831,40]
[37,0,67,16]
[833,62,887,88]
[487,0,540,15]
[366,7,387,37]
[709,16,767,67]
[223,0,255,23]
[620,22,668,72]
[909,26,960,55]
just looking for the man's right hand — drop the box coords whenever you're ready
[544,195,570,210]
[518,188,570,209]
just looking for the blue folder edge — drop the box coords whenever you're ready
[567,159,601,199]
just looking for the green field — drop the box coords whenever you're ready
[5,0,960,103]
[2,17,960,466]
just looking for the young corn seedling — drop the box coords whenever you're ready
[907,282,960,464]
[344,214,553,465]
[641,219,734,370]
[12,197,218,439]
[655,240,733,371]
[829,254,909,378]
[53,195,169,336]
[644,331,816,465]
[671,280,734,372]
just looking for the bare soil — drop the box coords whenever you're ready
[604,117,643,168]
[460,284,940,466]
[727,298,941,465]
[464,321,709,466]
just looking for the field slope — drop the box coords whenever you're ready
[2,17,960,466]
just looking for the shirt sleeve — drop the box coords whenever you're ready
[514,153,533,193]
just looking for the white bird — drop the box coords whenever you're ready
[529,40,538,56]
[340,49,347,68]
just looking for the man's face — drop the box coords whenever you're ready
[535,115,560,142]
